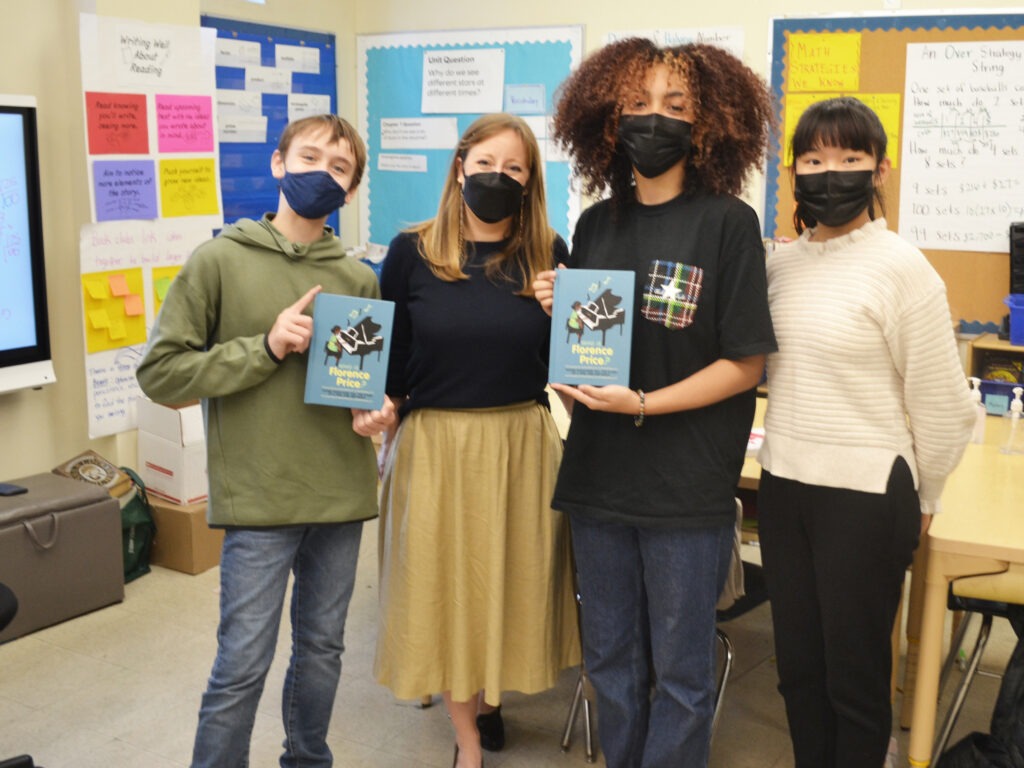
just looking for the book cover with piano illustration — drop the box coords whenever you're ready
[549,268,635,387]
[304,293,395,410]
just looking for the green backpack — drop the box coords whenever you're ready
[118,467,156,583]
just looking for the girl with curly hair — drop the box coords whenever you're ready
[534,39,776,768]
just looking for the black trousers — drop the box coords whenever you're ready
[759,458,921,768]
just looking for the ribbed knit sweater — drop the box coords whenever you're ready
[758,218,974,513]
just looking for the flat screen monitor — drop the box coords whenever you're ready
[0,94,55,394]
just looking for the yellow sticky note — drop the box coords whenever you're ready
[784,93,838,164]
[108,318,127,340]
[787,32,861,92]
[108,273,130,297]
[88,309,110,329]
[85,278,109,300]
[155,276,173,301]
[856,93,901,169]
[123,294,144,317]
[160,158,221,218]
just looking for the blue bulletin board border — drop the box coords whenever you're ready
[766,11,1024,236]
[200,16,339,232]
[358,27,582,252]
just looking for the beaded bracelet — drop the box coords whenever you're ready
[634,388,645,427]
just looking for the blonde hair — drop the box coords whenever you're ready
[408,113,556,296]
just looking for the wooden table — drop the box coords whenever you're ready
[908,415,1024,766]
[739,396,765,491]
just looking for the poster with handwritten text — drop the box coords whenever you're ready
[78,14,222,436]
[93,160,158,221]
[85,92,149,155]
[79,13,221,228]
[899,40,1024,254]
[79,219,211,437]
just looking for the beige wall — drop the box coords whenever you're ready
[0,0,1019,478]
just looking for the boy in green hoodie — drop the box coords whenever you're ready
[137,114,394,768]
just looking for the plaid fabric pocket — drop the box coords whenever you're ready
[641,260,704,329]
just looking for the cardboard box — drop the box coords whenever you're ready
[149,498,223,574]
[137,398,208,504]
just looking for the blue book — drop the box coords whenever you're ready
[304,293,395,410]
[549,268,634,386]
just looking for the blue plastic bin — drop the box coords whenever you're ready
[1006,294,1024,347]
[980,379,1018,415]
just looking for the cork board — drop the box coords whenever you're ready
[766,13,1024,324]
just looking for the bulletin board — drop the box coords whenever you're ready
[357,26,583,265]
[201,16,339,232]
[78,13,222,437]
[766,12,1024,324]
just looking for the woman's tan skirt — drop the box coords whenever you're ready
[374,401,581,706]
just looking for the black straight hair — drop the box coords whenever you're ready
[789,97,888,233]
[789,96,887,162]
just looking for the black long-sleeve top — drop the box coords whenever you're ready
[380,231,567,414]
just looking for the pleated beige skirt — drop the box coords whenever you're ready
[374,401,581,706]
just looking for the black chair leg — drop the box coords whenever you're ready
[933,612,994,760]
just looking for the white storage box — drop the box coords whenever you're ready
[137,399,208,504]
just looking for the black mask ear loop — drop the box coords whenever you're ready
[868,166,882,221]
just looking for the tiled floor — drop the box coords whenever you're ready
[0,527,1017,767]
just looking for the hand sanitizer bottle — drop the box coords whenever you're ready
[968,376,986,444]
[1002,386,1023,455]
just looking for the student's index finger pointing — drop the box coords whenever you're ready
[292,285,323,312]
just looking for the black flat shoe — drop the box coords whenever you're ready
[476,705,505,752]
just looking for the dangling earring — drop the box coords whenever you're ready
[517,195,526,243]
[458,192,466,260]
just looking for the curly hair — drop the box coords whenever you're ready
[553,38,774,202]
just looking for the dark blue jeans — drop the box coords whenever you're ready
[570,514,734,768]
[191,523,363,768]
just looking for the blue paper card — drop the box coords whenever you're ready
[304,293,395,410]
[549,268,634,386]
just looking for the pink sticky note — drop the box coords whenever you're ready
[108,273,130,297]
[156,94,215,153]
[123,294,144,317]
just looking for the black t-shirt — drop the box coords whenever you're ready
[381,231,568,413]
[553,191,777,528]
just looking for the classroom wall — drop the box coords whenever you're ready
[0,0,1019,479]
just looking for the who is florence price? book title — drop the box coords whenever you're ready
[304,293,394,411]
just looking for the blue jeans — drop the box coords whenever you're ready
[191,523,363,768]
[570,515,733,768]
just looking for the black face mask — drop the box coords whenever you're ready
[617,114,692,179]
[794,170,876,228]
[462,172,524,224]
